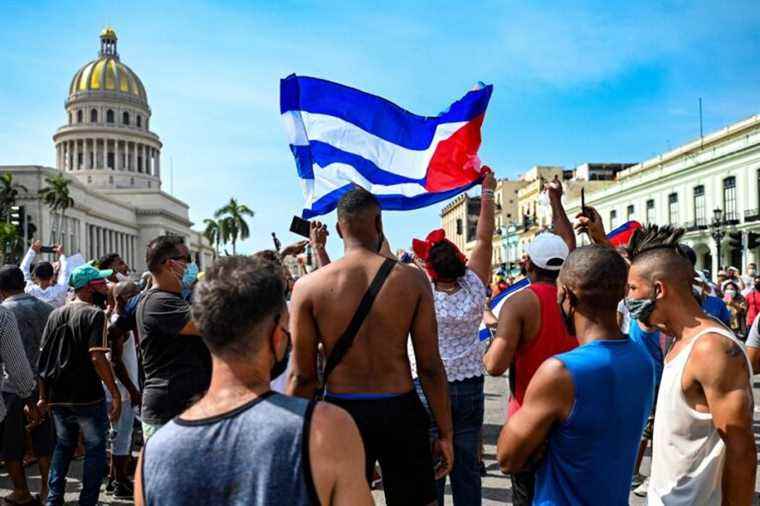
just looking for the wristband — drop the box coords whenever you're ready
[482,189,495,199]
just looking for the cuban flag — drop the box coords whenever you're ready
[607,220,642,248]
[281,75,493,218]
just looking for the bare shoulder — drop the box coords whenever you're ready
[532,358,573,390]
[499,286,539,318]
[394,261,429,288]
[689,331,750,384]
[525,358,574,415]
[310,402,361,459]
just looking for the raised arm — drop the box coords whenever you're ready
[483,289,534,376]
[691,334,756,505]
[546,176,576,251]
[54,244,69,288]
[497,358,573,473]
[467,169,496,285]
[20,242,40,283]
[574,205,611,248]
[287,278,321,398]
[309,221,331,268]
[409,270,453,478]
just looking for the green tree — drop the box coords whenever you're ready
[203,218,224,257]
[214,198,254,255]
[0,173,28,223]
[38,174,75,244]
[0,222,21,264]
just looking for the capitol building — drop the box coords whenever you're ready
[1,28,214,272]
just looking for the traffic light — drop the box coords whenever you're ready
[749,232,760,250]
[727,231,743,251]
[8,206,21,227]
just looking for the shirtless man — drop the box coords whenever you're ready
[288,187,453,506]
[626,228,756,505]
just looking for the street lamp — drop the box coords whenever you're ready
[711,208,725,269]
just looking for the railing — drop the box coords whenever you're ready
[724,211,740,225]
[745,209,760,222]
[684,218,708,232]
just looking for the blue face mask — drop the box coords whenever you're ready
[180,263,199,300]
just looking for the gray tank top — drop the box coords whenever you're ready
[141,392,319,505]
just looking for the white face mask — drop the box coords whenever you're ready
[726,289,737,298]
[115,272,130,282]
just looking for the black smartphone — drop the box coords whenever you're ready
[40,246,56,253]
[289,216,311,238]
[580,188,587,216]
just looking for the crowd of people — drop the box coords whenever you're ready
[0,170,758,505]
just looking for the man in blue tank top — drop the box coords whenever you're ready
[497,245,654,505]
[135,256,372,505]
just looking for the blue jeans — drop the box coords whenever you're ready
[47,402,108,506]
[416,375,485,506]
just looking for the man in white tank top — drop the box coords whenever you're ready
[626,228,756,506]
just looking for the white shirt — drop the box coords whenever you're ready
[648,326,752,505]
[20,248,71,308]
[410,269,488,382]
[104,313,140,402]
[617,299,631,334]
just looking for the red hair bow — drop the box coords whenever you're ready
[412,229,467,281]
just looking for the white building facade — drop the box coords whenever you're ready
[1,28,214,272]
[566,114,760,275]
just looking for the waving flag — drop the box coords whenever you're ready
[607,221,642,247]
[281,75,493,218]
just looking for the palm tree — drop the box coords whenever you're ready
[38,174,74,244]
[203,218,223,257]
[0,173,28,223]
[214,198,254,255]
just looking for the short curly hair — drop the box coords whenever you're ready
[192,256,286,355]
[427,242,466,280]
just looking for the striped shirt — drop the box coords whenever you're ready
[0,306,36,421]
[20,248,71,308]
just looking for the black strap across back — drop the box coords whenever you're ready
[315,257,396,400]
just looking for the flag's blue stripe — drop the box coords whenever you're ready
[606,221,636,240]
[290,145,314,179]
[281,74,492,150]
[310,141,423,185]
[302,178,483,219]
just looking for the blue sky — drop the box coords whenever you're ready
[2,0,759,257]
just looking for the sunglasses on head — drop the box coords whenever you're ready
[168,254,192,263]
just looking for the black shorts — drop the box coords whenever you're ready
[325,390,436,506]
[1,391,55,460]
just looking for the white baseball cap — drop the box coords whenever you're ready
[525,232,569,271]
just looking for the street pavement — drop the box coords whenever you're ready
[2,374,759,504]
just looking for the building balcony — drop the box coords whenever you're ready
[684,219,708,232]
[745,209,760,222]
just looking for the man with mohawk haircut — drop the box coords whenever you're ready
[626,225,756,506]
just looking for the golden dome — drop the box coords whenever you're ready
[68,29,147,103]
[100,26,117,39]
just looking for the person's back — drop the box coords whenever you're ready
[509,282,577,416]
[2,294,53,389]
[534,338,654,505]
[289,188,453,505]
[304,251,424,393]
[142,392,318,505]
